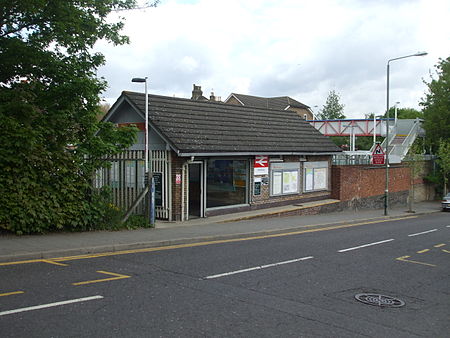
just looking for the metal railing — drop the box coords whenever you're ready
[388,119,420,163]
[332,153,372,165]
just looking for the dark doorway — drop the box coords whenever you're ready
[189,163,202,218]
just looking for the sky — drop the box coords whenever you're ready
[96,0,450,119]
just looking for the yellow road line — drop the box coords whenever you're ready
[417,249,430,254]
[72,271,131,286]
[0,291,24,297]
[434,244,446,248]
[396,256,436,267]
[443,249,450,254]
[0,216,417,267]
[41,260,68,266]
[0,259,48,266]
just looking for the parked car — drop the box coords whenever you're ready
[442,193,450,211]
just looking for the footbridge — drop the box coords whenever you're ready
[308,118,424,163]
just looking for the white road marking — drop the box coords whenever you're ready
[338,239,394,253]
[204,256,313,279]
[0,295,104,316]
[408,229,438,237]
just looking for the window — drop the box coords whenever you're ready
[304,161,328,192]
[270,162,300,196]
[206,159,248,208]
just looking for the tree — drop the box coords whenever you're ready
[436,140,450,195]
[317,90,346,120]
[420,56,450,151]
[0,1,150,234]
[385,107,423,119]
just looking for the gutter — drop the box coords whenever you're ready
[176,151,342,157]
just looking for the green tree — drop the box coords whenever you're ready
[0,1,150,234]
[420,56,450,151]
[385,107,423,119]
[436,140,450,195]
[317,90,346,120]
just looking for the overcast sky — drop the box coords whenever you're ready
[96,0,450,119]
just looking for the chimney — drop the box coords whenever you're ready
[210,91,216,101]
[191,84,203,100]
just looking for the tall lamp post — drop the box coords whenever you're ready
[131,77,154,225]
[131,77,149,172]
[384,52,427,216]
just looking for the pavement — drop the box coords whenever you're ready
[0,200,443,263]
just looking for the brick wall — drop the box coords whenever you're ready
[171,152,186,221]
[331,164,410,201]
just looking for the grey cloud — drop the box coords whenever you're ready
[99,38,214,100]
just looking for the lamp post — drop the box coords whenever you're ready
[131,77,148,172]
[384,52,427,216]
[373,115,383,148]
[131,77,154,225]
[394,101,400,125]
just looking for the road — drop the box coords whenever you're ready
[1,213,449,337]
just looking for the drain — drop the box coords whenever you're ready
[355,293,405,308]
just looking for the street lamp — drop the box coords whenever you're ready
[373,115,383,148]
[384,52,427,216]
[394,101,400,125]
[131,77,148,172]
[131,77,154,225]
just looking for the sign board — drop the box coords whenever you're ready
[254,177,262,196]
[153,172,163,207]
[175,174,182,184]
[254,155,269,176]
[372,143,385,165]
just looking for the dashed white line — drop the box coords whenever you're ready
[204,256,314,279]
[0,295,104,316]
[338,239,395,253]
[408,229,438,237]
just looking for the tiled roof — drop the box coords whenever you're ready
[230,93,310,110]
[121,91,340,156]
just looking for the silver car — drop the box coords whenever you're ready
[442,193,450,211]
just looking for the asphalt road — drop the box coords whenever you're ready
[1,213,449,337]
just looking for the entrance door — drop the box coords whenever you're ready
[188,163,203,218]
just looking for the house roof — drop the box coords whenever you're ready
[114,91,340,156]
[227,93,311,110]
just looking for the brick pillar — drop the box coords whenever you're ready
[171,153,186,221]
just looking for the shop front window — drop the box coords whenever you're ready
[207,159,248,208]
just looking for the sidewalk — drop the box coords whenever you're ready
[0,200,442,263]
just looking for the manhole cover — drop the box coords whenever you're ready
[355,293,405,308]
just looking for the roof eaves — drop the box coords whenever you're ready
[177,151,341,157]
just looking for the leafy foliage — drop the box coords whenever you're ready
[385,107,423,119]
[421,56,450,151]
[436,140,450,194]
[317,90,346,120]
[0,1,140,234]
